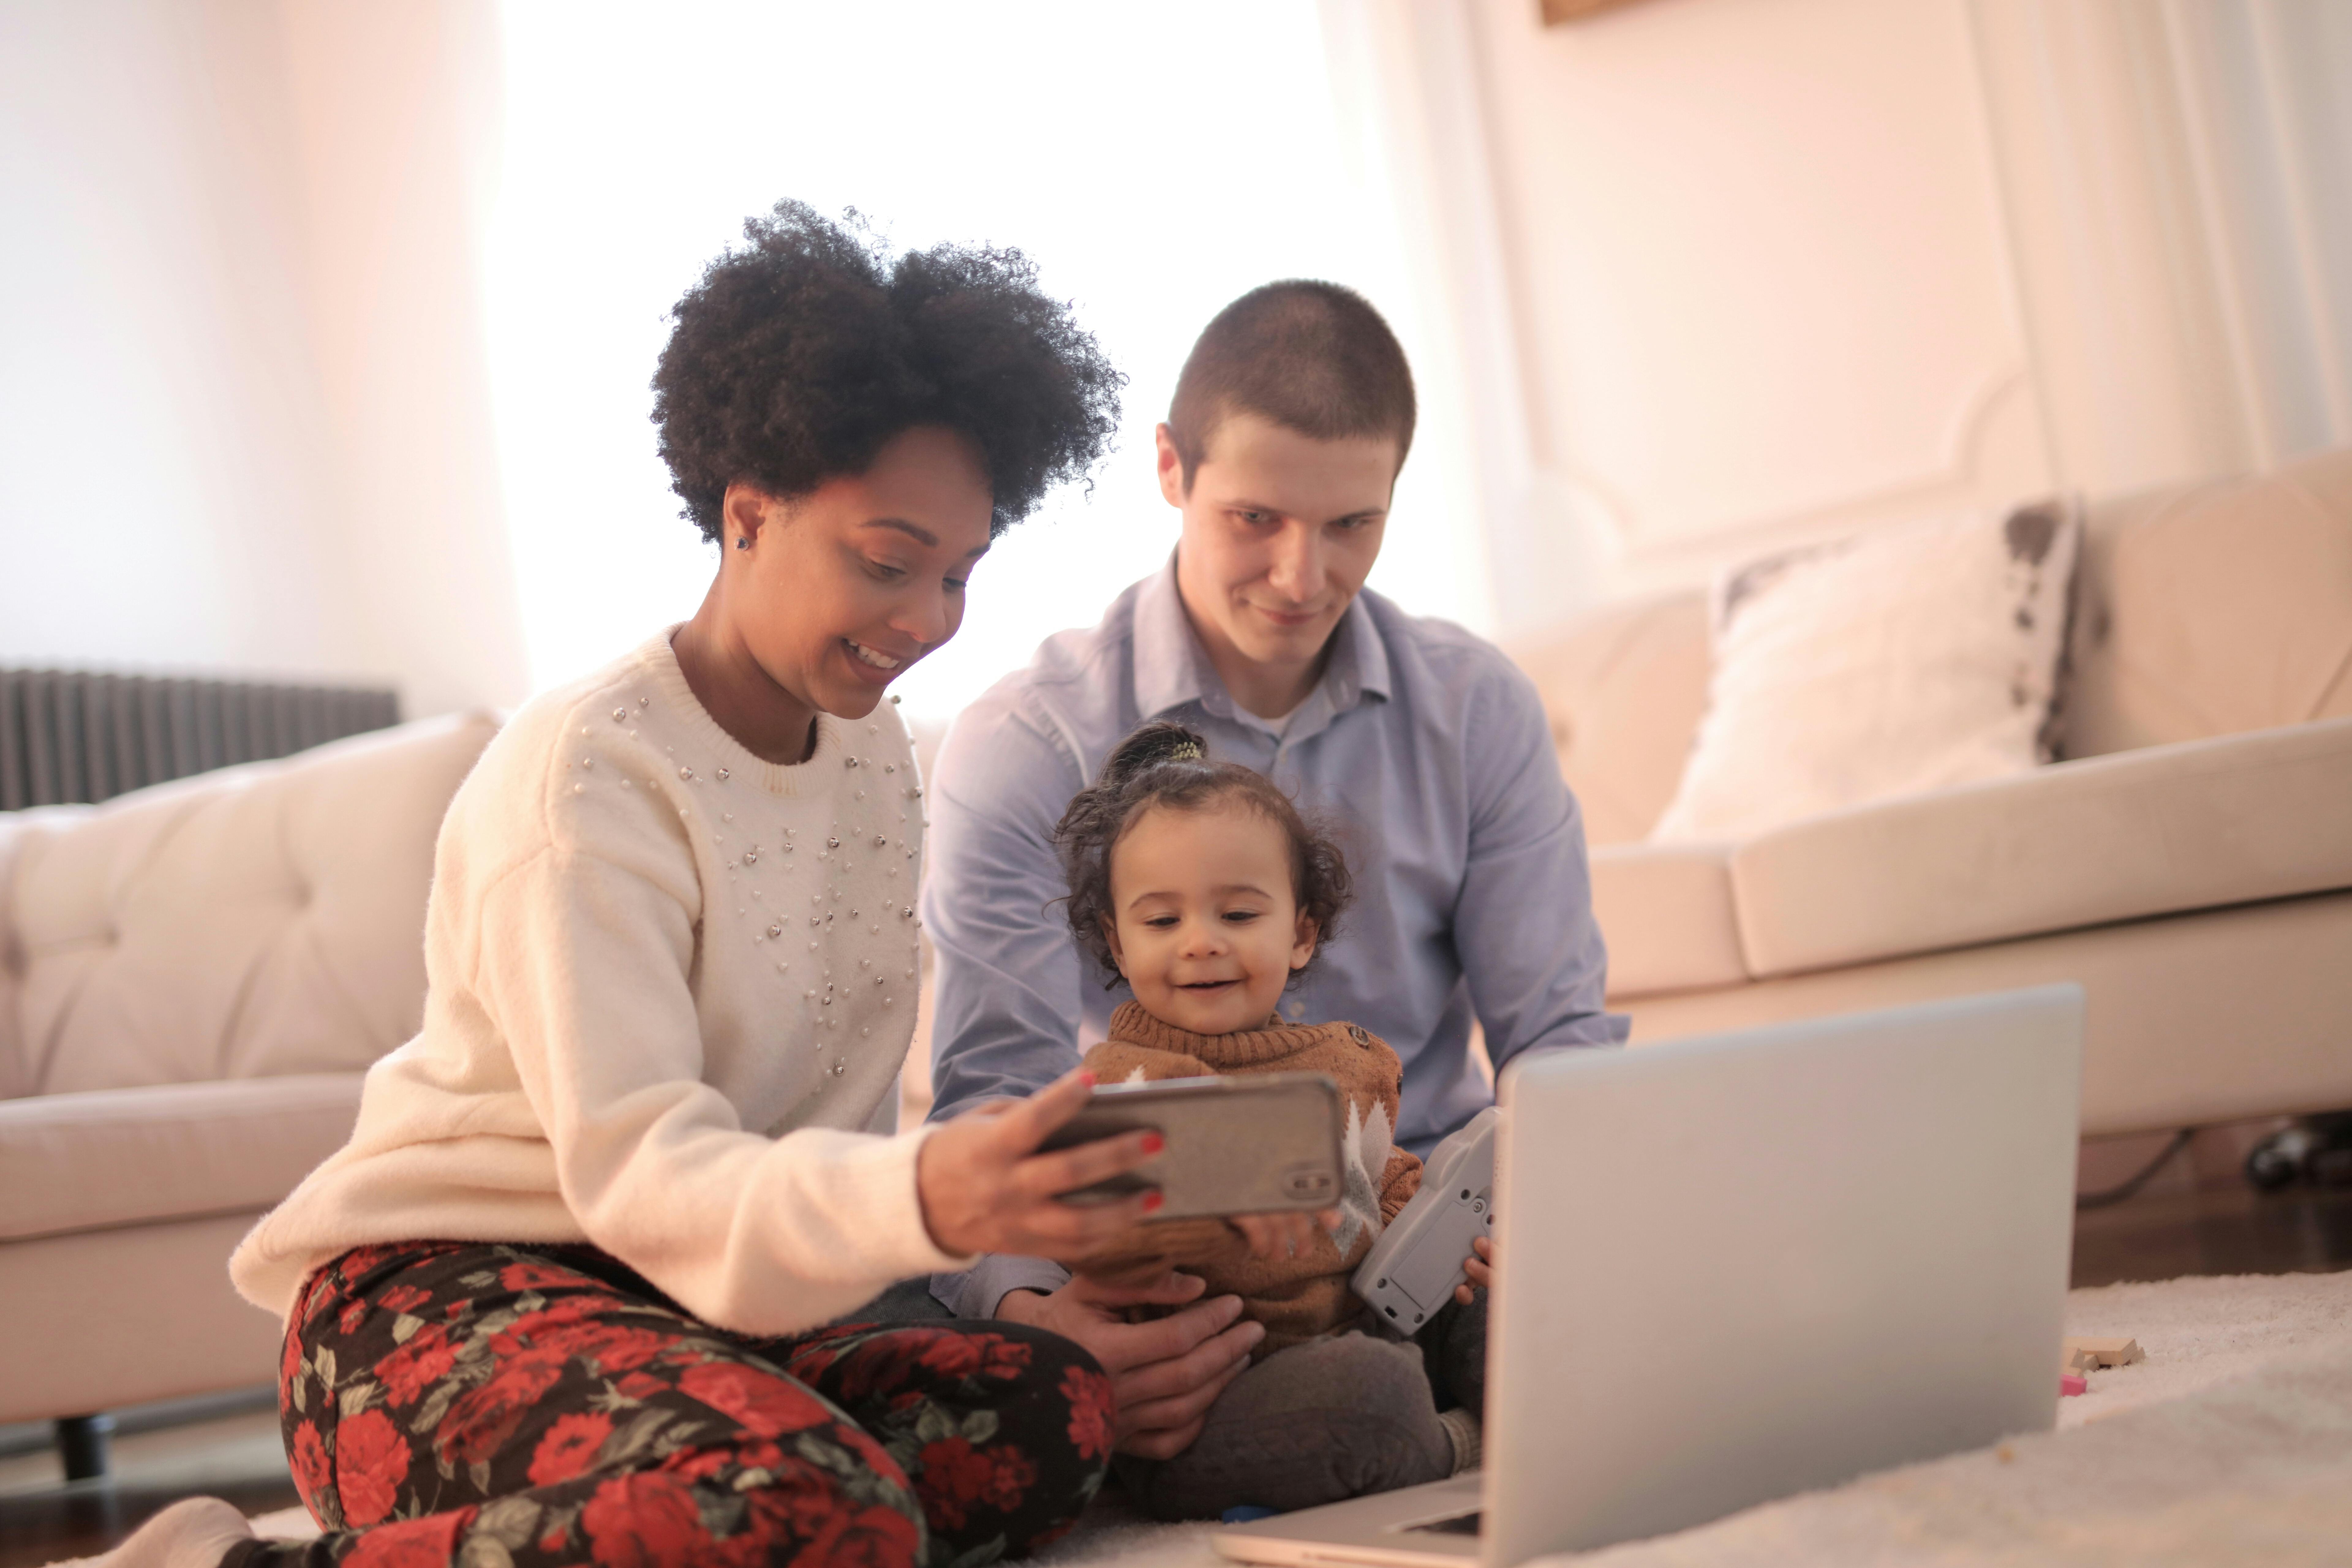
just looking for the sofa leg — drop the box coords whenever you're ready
[56,1413,115,1482]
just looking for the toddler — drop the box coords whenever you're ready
[1053,721,1487,1519]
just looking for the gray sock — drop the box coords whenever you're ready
[1116,1332,1453,1521]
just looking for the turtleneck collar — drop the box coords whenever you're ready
[1106,1000,1339,1070]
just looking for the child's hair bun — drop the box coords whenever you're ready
[1099,720,1211,788]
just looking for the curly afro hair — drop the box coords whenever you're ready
[1054,721,1353,990]
[652,202,1124,541]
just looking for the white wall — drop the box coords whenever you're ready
[0,0,528,720]
[1333,0,2352,632]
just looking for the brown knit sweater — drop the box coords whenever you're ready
[1073,1001,1424,1354]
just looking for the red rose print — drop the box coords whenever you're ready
[335,1408,411,1527]
[377,1324,458,1409]
[617,1371,665,1400]
[669,1447,731,1483]
[336,1245,399,1284]
[527,1318,669,1374]
[800,1502,921,1568]
[582,1470,707,1568]
[341,1299,370,1336]
[912,1331,1032,1382]
[344,1509,469,1568]
[1061,1364,1114,1462]
[677,1362,830,1439]
[439,1348,568,1467]
[281,1334,307,1404]
[982,1446,1037,1512]
[288,1421,331,1506]
[500,1260,584,1294]
[527,1411,613,1487]
[913,1436,992,1529]
[380,1284,433,1315]
[830,1337,929,1404]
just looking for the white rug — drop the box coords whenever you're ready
[247,1270,2352,1566]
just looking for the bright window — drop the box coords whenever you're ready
[486,0,1476,723]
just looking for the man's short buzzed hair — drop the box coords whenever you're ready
[1165,280,1416,489]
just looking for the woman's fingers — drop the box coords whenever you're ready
[1004,1192,1161,1254]
[1012,1129,1161,1201]
[989,1066,1098,1155]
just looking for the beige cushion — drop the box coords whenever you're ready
[0,1072,363,1241]
[0,1213,286,1424]
[1652,505,2082,844]
[1590,842,1748,998]
[3,712,498,1096]
[2064,447,2352,758]
[0,805,91,1100]
[1619,890,2352,1138]
[1732,716,2352,977]
[1503,592,1710,846]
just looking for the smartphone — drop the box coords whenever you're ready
[1036,1072,1345,1219]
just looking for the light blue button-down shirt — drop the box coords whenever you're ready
[922,556,1626,1314]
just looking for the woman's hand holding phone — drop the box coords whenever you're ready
[916,1068,1167,1259]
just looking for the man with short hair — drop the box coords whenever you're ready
[922,281,1626,1460]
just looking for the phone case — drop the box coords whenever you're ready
[1038,1072,1345,1218]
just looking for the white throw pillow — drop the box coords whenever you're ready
[1649,502,2080,844]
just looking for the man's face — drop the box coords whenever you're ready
[1160,413,1395,685]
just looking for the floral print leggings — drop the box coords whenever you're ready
[233,1242,1114,1568]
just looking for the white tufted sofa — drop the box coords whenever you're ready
[1508,447,2352,1138]
[0,712,498,1427]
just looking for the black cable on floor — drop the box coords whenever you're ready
[2076,1128,2194,1210]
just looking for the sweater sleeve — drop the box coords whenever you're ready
[476,846,969,1336]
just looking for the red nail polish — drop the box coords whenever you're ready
[1077,1070,1095,1087]
[1142,1191,1164,1213]
[1140,1132,1165,1155]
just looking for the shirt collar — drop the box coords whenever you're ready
[1132,551,1393,724]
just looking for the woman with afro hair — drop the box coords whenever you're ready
[88,205,1157,1568]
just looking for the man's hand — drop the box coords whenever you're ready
[1455,1234,1493,1305]
[997,1271,1265,1459]
[916,1069,1165,1260]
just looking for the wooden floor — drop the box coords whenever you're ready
[6,1178,2350,1568]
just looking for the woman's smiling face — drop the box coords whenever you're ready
[729,424,994,722]
[1103,799,1318,1036]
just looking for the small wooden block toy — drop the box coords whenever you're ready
[2063,1336,2143,1367]
[2060,1374,2088,1397]
[2061,1344,2100,1374]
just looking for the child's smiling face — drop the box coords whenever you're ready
[1103,800,1318,1036]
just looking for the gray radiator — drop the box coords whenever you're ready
[0,669,401,811]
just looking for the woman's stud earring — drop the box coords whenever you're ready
[733,536,750,551]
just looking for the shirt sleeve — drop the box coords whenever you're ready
[477,845,971,1337]
[1454,663,1631,1076]
[918,698,1094,1122]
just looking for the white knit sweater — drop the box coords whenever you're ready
[230,630,969,1333]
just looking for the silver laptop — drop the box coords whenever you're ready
[1214,985,2083,1566]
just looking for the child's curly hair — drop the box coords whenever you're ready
[652,201,1124,542]
[1055,722,1353,989]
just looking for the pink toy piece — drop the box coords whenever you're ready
[2059,1374,2087,1396]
